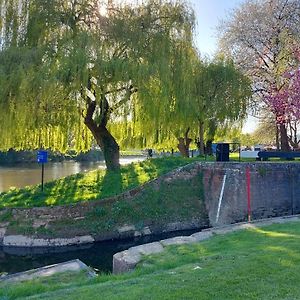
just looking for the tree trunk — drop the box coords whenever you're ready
[84,100,120,171]
[276,125,280,150]
[279,123,290,152]
[198,121,205,155]
[206,140,213,155]
[93,126,120,171]
[177,137,189,157]
[177,128,192,157]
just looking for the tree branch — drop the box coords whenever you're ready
[109,86,138,113]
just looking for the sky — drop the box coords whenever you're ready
[189,0,258,133]
[190,0,244,56]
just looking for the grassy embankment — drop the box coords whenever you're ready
[0,157,205,208]
[1,154,298,209]
[1,155,298,237]
[0,157,210,237]
[1,221,300,299]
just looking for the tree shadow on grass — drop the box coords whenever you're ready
[139,157,192,179]
[97,158,190,201]
[120,163,142,189]
[98,169,123,199]
[97,163,142,199]
[0,173,85,208]
[42,173,85,205]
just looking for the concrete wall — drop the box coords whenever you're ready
[197,162,300,226]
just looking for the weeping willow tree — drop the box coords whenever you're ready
[123,53,251,156]
[110,43,199,155]
[168,55,252,156]
[0,0,195,170]
[110,51,251,157]
[192,57,251,154]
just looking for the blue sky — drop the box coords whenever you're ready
[189,0,257,133]
[189,0,245,56]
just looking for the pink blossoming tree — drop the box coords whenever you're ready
[265,66,300,150]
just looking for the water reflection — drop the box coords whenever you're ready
[0,157,145,193]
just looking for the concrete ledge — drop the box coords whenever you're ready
[113,214,300,274]
[3,235,95,247]
[160,236,197,246]
[0,259,96,282]
[113,251,142,274]
[190,231,213,241]
[113,242,164,274]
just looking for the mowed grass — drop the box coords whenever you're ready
[0,157,203,208]
[2,221,300,299]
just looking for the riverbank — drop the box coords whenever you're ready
[1,159,300,247]
[0,155,146,193]
[0,157,199,207]
[1,219,300,299]
[0,157,209,246]
[0,149,105,164]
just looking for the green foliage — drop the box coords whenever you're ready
[194,58,251,140]
[239,133,258,147]
[0,0,195,153]
[252,120,277,145]
[0,0,249,155]
[111,54,251,150]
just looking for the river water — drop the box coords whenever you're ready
[0,229,201,275]
[0,156,145,193]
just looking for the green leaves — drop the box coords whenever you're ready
[0,0,196,153]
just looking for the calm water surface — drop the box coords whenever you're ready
[0,157,145,193]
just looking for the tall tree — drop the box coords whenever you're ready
[0,0,194,170]
[194,57,250,155]
[109,43,199,157]
[113,54,250,156]
[219,0,300,151]
[265,59,300,149]
[119,54,250,156]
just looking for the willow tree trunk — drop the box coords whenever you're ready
[93,126,120,171]
[279,123,290,152]
[206,140,213,155]
[84,101,120,171]
[177,128,192,157]
[198,121,205,155]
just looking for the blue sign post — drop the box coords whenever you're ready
[37,150,48,191]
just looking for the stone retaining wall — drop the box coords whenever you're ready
[199,162,300,226]
[0,162,299,247]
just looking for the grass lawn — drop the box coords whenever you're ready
[1,221,300,299]
[0,157,206,208]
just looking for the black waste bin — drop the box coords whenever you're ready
[216,143,230,162]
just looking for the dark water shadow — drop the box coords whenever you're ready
[0,228,203,275]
